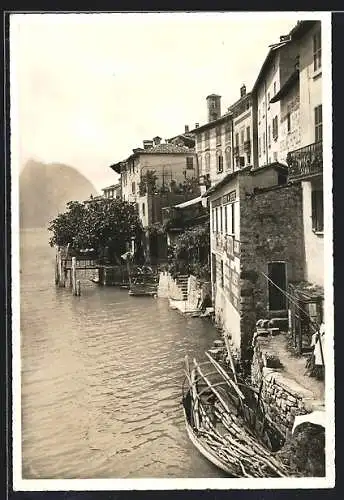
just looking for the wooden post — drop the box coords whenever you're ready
[55,254,59,285]
[72,257,77,295]
[57,248,64,287]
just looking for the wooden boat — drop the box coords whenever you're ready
[181,353,291,478]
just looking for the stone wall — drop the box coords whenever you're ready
[239,183,305,355]
[252,336,312,439]
[157,272,212,312]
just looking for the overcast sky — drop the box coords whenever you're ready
[11,12,319,192]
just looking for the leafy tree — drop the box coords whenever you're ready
[139,170,158,195]
[48,198,143,263]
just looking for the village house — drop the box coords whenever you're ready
[190,95,233,194]
[109,137,199,263]
[206,20,324,360]
[229,85,253,171]
[251,28,300,169]
[102,183,121,200]
[206,164,303,359]
[283,20,324,354]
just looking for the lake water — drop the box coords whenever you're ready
[20,228,225,479]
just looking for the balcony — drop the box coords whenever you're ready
[244,140,251,152]
[286,141,323,181]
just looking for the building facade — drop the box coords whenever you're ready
[102,183,121,199]
[190,95,233,194]
[208,165,304,358]
[229,85,254,171]
[251,33,300,169]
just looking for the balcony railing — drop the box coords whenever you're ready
[286,141,323,181]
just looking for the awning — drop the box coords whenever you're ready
[173,196,203,209]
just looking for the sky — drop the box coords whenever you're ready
[11,12,315,193]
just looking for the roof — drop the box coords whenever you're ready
[102,183,120,191]
[189,112,232,134]
[249,162,288,175]
[228,92,252,113]
[251,21,318,94]
[109,143,195,173]
[270,70,299,103]
[202,166,251,197]
[173,196,203,209]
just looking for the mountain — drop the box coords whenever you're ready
[19,160,98,229]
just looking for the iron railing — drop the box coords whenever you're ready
[286,141,323,181]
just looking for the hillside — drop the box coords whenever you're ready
[19,160,98,229]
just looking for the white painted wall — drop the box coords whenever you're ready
[302,180,324,287]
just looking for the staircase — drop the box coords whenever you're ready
[175,274,189,301]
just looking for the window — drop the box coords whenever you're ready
[197,155,202,174]
[220,260,224,288]
[215,207,219,232]
[315,105,323,142]
[142,203,145,216]
[224,204,228,233]
[273,82,277,95]
[212,208,215,232]
[287,113,291,133]
[186,156,194,169]
[235,133,239,146]
[247,154,251,165]
[205,153,210,173]
[239,156,245,168]
[246,126,250,141]
[231,202,235,236]
[225,123,231,143]
[211,253,217,284]
[217,153,224,173]
[197,133,202,145]
[312,190,324,232]
[132,181,136,194]
[268,125,271,147]
[225,147,231,171]
[216,126,222,145]
[220,206,223,233]
[240,129,245,144]
[313,31,322,71]
[205,130,210,148]
[272,116,278,140]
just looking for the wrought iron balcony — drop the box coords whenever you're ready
[286,141,323,181]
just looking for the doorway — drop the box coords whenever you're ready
[267,262,287,311]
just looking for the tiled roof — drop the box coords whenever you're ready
[142,143,195,154]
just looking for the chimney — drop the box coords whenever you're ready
[206,94,221,122]
[143,140,154,150]
[240,84,246,98]
[184,125,189,133]
[195,123,199,128]
[153,136,162,146]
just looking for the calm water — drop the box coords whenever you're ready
[20,228,224,479]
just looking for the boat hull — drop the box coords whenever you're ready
[182,405,237,477]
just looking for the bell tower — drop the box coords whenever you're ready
[206,94,221,122]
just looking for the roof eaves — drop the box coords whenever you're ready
[270,70,299,103]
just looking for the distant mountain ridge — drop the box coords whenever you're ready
[19,160,98,229]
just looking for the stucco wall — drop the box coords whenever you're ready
[279,82,302,165]
[302,180,324,287]
[298,22,322,148]
[195,118,233,186]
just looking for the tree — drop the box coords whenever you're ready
[48,198,143,263]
